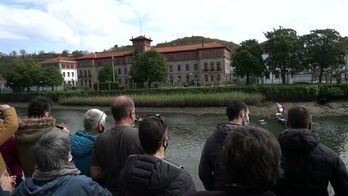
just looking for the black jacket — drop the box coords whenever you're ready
[118,154,196,196]
[199,123,240,191]
[190,190,275,196]
[274,128,348,196]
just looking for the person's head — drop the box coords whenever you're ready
[83,109,106,134]
[226,100,249,126]
[138,115,168,156]
[224,126,282,191]
[28,96,53,118]
[32,129,71,171]
[286,106,312,129]
[111,95,135,125]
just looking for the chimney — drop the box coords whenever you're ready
[202,38,205,47]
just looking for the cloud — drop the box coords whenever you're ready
[0,0,347,53]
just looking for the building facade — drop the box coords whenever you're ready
[39,57,78,87]
[74,36,231,89]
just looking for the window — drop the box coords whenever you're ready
[205,75,208,81]
[210,62,215,71]
[186,64,189,71]
[194,63,198,71]
[118,68,121,75]
[169,65,173,72]
[79,70,82,76]
[211,75,214,81]
[72,72,74,77]
[80,81,83,86]
[84,70,87,77]
[217,74,221,81]
[62,72,65,77]
[88,70,91,77]
[204,63,208,71]
[177,64,181,71]
[67,72,70,77]
[265,71,270,79]
[216,62,221,71]
[186,75,190,82]
[124,68,127,74]
[274,71,279,79]
[89,80,92,88]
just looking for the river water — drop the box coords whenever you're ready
[17,108,348,191]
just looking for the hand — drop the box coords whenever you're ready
[0,172,16,192]
[0,105,10,112]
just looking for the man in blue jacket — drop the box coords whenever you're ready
[71,108,106,177]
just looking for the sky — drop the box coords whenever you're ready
[0,0,347,54]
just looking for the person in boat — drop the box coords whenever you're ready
[273,106,348,196]
[192,127,283,196]
[199,100,250,191]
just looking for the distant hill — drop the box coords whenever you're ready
[155,36,239,52]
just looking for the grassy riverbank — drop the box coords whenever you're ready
[58,92,264,107]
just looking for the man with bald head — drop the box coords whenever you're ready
[91,95,143,195]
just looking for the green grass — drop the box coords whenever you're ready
[58,92,264,107]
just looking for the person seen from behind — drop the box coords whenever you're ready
[199,100,249,190]
[16,96,65,177]
[71,108,106,177]
[274,106,348,196]
[118,115,196,196]
[15,130,112,196]
[91,95,143,195]
[192,126,283,196]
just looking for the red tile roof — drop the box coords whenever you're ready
[74,50,133,60]
[39,56,76,64]
[130,35,152,42]
[75,42,230,60]
[154,42,230,53]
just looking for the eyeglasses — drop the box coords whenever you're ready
[98,112,106,124]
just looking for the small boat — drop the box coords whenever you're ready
[275,103,286,122]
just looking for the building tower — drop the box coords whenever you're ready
[130,35,152,54]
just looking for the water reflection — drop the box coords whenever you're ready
[16,108,348,191]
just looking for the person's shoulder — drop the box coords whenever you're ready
[314,143,340,160]
[190,191,226,196]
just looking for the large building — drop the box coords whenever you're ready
[39,56,78,87]
[75,36,232,89]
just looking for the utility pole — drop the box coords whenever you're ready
[112,56,115,83]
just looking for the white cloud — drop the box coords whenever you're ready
[0,0,347,53]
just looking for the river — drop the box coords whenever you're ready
[16,107,348,191]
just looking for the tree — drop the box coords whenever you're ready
[232,39,265,84]
[263,27,302,84]
[5,60,41,92]
[71,50,88,57]
[98,65,118,83]
[41,67,64,90]
[131,50,168,88]
[301,29,346,83]
[61,50,70,57]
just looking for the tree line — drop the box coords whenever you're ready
[233,27,348,84]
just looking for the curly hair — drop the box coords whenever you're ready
[28,96,53,118]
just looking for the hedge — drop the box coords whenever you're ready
[0,84,347,103]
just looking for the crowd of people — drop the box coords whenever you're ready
[0,95,347,196]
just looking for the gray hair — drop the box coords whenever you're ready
[83,109,106,131]
[32,128,70,171]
